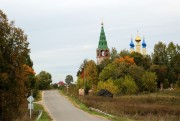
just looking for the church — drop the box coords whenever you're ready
[96,22,147,64]
[96,22,110,65]
[129,33,147,55]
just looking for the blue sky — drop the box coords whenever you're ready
[1,0,180,83]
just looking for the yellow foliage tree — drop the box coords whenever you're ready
[97,79,118,94]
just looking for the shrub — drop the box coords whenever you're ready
[141,71,157,92]
[97,79,118,94]
[120,75,138,94]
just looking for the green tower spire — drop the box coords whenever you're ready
[98,22,108,49]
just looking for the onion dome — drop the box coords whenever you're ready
[135,35,141,42]
[135,31,141,42]
[130,38,134,48]
[142,37,146,48]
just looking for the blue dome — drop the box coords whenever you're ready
[142,39,146,48]
[130,40,134,48]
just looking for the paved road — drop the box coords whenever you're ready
[43,90,109,121]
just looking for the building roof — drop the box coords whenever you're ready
[98,23,109,50]
[130,38,135,48]
[142,37,146,48]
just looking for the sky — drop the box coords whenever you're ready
[1,0,180,83]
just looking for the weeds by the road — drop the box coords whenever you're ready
[62,86,180,121]
[34,103,52,121]
[60,90,134,121]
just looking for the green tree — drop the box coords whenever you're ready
[128,64,144,91]
[172,53,180,86]
[65,75,73,85]
[97,58,111,74]
[120,75,138,95]
[110,47,118,61]
[141,71,157,92]
[97,79,118,94]
[167,42,177,63]
[36,71,52,90]
[150,64,168,88]
[166,42,178,84]
[130,52,146,67]
[99,62,114,81]
[152,41,168,65]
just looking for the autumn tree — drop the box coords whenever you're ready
[119,49,130,57]
[84,60,98,86]
[115,56,135,65]
[0,10,34,121]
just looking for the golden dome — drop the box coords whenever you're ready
[135,35,141,42]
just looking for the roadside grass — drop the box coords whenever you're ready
[34,90,42,102]
[33,103,52,121]
[32,90,52,121]
[60,90,134,121]
[61,86,180,121]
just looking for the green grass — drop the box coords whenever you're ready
[33,103,52,121]
[34,90,42,102]
[33,91,52,121]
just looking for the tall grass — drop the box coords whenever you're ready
[66,86,180,121]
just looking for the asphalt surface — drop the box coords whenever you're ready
[43,90,109,121]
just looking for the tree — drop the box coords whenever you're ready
[110,47,118,61]
[152,42,168,65]
[97,79,118,94]
[99,63,114,81]
[128,64,144,91]
[97,58,111,74]
[84,60,98,86]
[167,42,177,63]
[36,71,52,90]
[120,75,138,95]
[0,10,33,121]
[166,42,178,84]
[119,49,130,57]
[141,71,157,92]
[115,56,135,65]
[65,75,73,85]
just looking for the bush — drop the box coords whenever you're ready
[141,71,157,92]
[120,75,138,94]
[97,79,118,94]
[175,80,180,89]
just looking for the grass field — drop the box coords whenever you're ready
[64,87,180,121]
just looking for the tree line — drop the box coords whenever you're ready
[76,42,180,95]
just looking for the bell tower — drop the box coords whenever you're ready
[96,22,110,64]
